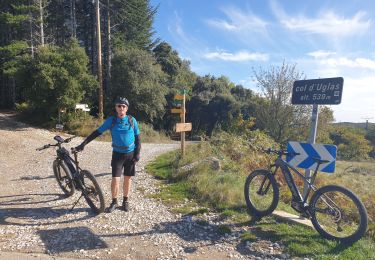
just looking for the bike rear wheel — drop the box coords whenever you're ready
[244,169,279,217]
[80,170,105,214]
[53,160,75,197]
[310,185,368,243]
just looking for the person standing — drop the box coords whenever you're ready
[74,96,141,212]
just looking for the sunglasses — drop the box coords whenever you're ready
[116,104,127,108]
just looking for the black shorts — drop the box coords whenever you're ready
[111,151,135,177]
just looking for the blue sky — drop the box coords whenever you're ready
[150,0,375,123]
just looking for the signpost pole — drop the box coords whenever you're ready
[181,90,186,157]
[304,104,319,197]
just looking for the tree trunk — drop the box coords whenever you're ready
[96,0,103,119]
[39,0,44,46]
[71,0,76,37]
[29,0,35,57]
[105,0,111,96]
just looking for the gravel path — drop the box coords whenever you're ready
[0,111,287,260]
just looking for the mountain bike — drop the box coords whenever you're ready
[244,148,368,243]
[37,135,105,214]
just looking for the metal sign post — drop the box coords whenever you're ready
[304,104,319,197]
[181,92,186,156]
[292,77,344,197]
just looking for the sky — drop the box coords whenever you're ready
[150,0,375,123]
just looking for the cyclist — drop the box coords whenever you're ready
[74,96,141,213]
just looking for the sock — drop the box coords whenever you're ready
[112,198,118,204]
[123,196,128,202]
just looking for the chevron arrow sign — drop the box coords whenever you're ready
[286,141,337,173]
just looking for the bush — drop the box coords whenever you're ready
[15,40,97,122]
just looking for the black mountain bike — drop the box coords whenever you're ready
[244,148,368,243]
[37,135,105,214]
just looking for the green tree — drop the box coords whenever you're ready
[330,127,372,160]
[0,0,31,108]
[15,40,97,120]
[110,47,167,123]
[316,106,335,143]
[187,75,237,135]
[111,0,158,50]
[365,128,375,158]
[230,85,257,120]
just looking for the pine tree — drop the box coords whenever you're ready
[110,0,158,51]
[0,0,31,107]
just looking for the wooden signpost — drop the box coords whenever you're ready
[176,123,192,132]
[171,90,192,157]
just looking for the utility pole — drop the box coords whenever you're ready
[362,117,373,130]
[96,0,103,120]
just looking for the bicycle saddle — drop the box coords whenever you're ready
[312,157,330,164]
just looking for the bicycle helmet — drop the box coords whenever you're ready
[115,96,129,107]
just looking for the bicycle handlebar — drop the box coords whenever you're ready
[262,148,300,157]
[36,135,77,151]
[64,135,77,143]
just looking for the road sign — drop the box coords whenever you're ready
[173,100,182,107]
[174,94,184,100]
[286,141,337,173]
[171,108,182,114]
[292,77,343,105]
[176,123,192,133]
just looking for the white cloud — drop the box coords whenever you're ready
[204,50,269,62]
[332,76,375,122]
[320,57,375,70]
[308,50,336,58]
[206,6,268,35]
[271,1,371,37]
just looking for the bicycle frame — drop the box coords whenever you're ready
[271,156,321,204]
[56,145,84,190]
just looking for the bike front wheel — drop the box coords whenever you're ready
[53,160,75,197]
[244,169,279,217]
[80,170,105,214]
[310,185,368,243]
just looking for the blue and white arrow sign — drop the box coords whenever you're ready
[286,142,337,173]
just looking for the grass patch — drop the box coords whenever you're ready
[217,225,231,235]
[251,216,375,259]
[240,231,257,242]
[146,151,177,180]
[149,182,190,205]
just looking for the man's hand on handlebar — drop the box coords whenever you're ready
[72,143,85,153]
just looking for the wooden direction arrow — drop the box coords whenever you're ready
[176,122,192,132]
[171,108,182,114]
[174,94,184,100]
